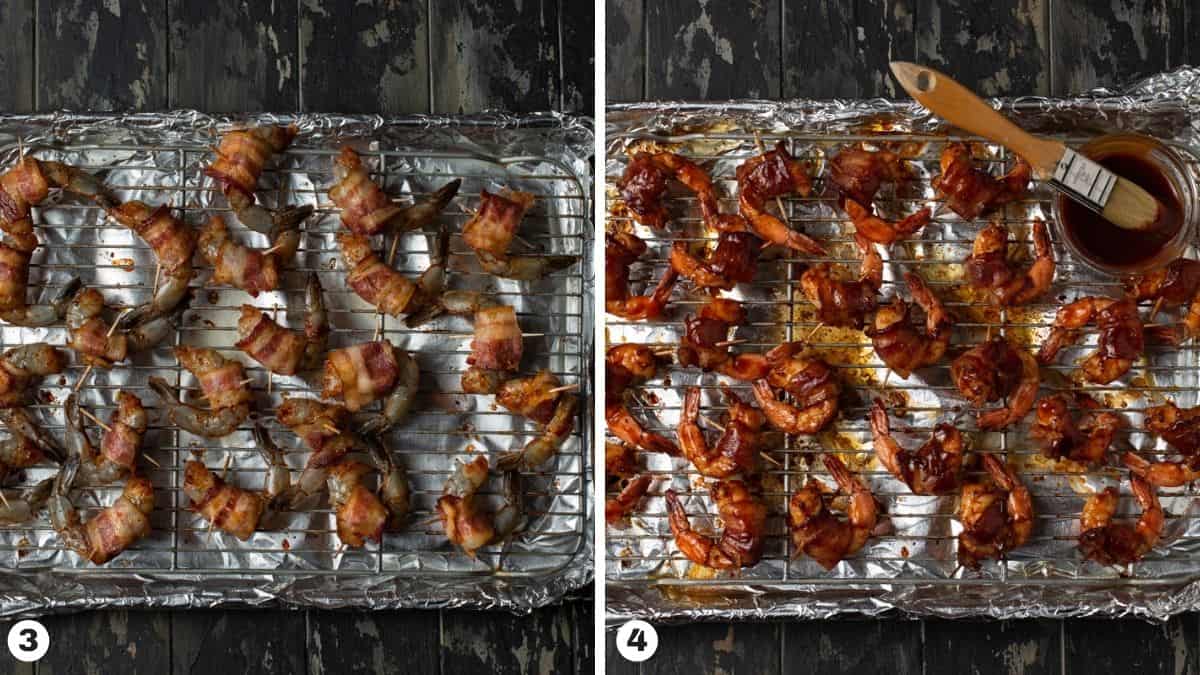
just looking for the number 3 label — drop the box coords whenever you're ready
[7,619,48,662]
[615,620,658,662]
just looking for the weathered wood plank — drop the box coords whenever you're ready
[645,0,781,99]
[299,0,429,114]
[572,598,595,674]
[923,619,1061,674]
[36,610,169,675]
[441,605,577,673]
[171,610,306,675]
[307,610,439,674]
[783,0,916,98]
[37,0,168,110]
[429,0,561,114]
[561,0,593,113]
[606,628,640,675]
[783,619,922,674]
[0,0,33,112]
[1064,615,1198,675]
[915,0,1050,96]
[606,0,643,102]
[1050,0,1188,95]
[167,0,299,111]
[633,622,781,674]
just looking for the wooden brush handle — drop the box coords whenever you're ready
[890,62,1062,176]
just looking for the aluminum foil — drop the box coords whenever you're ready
[606,66,1200,623]
[0,110,593,616]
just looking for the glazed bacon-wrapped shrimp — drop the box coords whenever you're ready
[182,427,291,541]
[933,142,1031,220]
[870,398,963,495]
[66,284,188,369]
[1125,258,1200,343]
[1079,479,1163,566]
[234,274,329,376]
[438,456,524,557]
[842,198,931,246]
[868,272,954,379]
[148,347,252,438]
[49,456,153,565]
[751,341,841,434]
[617,151,742,231]
[669,231,760,290]
[677,386,766,478]
[1120,402,1200,487]
[800,235,882,329]
[0,343,67,408]
[104,200,196,325]
[957,454,1034,568]
[1029,394,1122,465]
[666,479,767,570]
[965,219,1054,306]
[1037,297,1144,384]
[605,344,680,456]
[827,147,909,205]
[65,392,147,485]
[606,231,678,320]
[495,370,579,470]
[330,146,460,236]
[789,455,877,570]
[736,141,826,255]
[198,214,298,297]
[461,190,576,280]
[203,124,313,231]
[338,226,448,319]
[322,340,420,433]
[605,442,652,527]
[950,336,1040,430]
[677,297,770,382]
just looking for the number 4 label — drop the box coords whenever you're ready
[616,620,658,662]
[7,619,49,662]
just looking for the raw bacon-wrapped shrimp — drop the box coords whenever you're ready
[338,226,448,319]
[495,370,578,470]
[234,274,329,375]
[65,392,147,485]
[103,200,196,325]
[198,214,298,297]
[182,426,290,541]
[0,344,67,408]
[325,440,410,547]
[0,407,64,484]
[49,456,153,565]
[330,146,461,236]
[461,189,576,280]
[148,347,252,438]
[437,456,524,557]
[322,340,420,433]
[65,284,188,369]
[203,124,313,232]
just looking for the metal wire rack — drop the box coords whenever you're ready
[605,127,1200,604]
[0,120,591,590]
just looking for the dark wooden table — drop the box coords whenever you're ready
[0,2,593,674]
[607,1,1200,673]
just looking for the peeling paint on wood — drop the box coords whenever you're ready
[915,0,1049,96]
[171,610,306,675]
[37,610,169,675]
[924,619,1061,675]
[784,619,922,674]
[606,0,644,102]
[641,622,781,674]
[646,0,781,99]
[0,0,33,112]
[1064,615,1199,674]
[430,0,561,113]
[38,0,167,110]
[299,0,428,114]
[308,611,439,674]
[1051,0,1188,96]
[561,1,594,113]
[783,0,916,98]
[441,606,576,674]
[167,0,298,111]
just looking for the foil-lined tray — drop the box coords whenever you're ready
[0,111,593,616]
[605,67,1200,622]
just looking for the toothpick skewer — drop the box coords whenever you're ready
[699,414,725,433]
[73,365,95,394]
[151,264,162,296]
[219,454,232,481]
[1150,296,1165,321]
[804,322,825,343]
[714,338,748,348]
[759,451,782,466]
[547,383,580,395]
[387,233,402,266]
[141,454,161,468]
[108,308,132,336]
[0,491,10,509]
[322,423,341,435]
[79,408,112,433]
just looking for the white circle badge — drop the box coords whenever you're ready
[7,619,49,662]
[615,619,658,662]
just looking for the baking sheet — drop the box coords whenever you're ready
[605,67,1200,622]
[0,110,593,616]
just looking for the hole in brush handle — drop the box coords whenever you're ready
[915,69,933,92]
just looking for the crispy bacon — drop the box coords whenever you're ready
[99,392,144,473]
[328,460,388,547]
[80,476,154,564]
[933,143,1031,220]
[337,232,420,316]
[736,141,812,200]
[497,370,562,425]
[183,460,266,541]
[468,305,523,372]
[0,245,29,310]
[329,147,405,235]
[0,157,50,253]
[827,148,908,205]
[199,216,281,296]
[175,346,252,411]
[461,190,535,258]
[106,201,196,278]
[235,306,306,376]
[322,341,400,412]
[1126,258,1200,307]
[617,153,672,228]
[204,125,297,207]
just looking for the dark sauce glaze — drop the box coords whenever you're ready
[1060,153,1183,270]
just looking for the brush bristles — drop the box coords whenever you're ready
[1102,177,1162,231]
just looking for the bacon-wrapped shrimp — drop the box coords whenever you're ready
[148,347,252,438]
[843,198,931,246]
[495,370,578,470]
[49,456,153,565]
[669,231,761,290]
[437,456,524,557]
[678,387,766,478]
[870,398,963,494]
[0,343,67,408]
[198,214,297,297]
[330,146,460,236]
[1125,258,1200,344]
[1037,297,1144,384]
[66,284,189,369]
[827,147,909,205]
[203,124,313,232]
[455,300,524,395]
[338,226,448,319]
[1119,401,1200,487]
[666,479,767,570]
[1079,479,1163,566]
[182,427,291,541]
[868,272,953,379]
[800,235,882,328]
[461,189,576,280]
[789,455,877,569]
[950,337,1040,430]
[605,344,680,456]
[957,454,1034,568]
[272,396,358,505]
[751,341,841,435]
[964,219,1054,306]
[0,478,53,524]
[606,231,678,320]
[617,151,742,231]
[234,274,329,375]
[1029,394,1122,465]
[736,142,826,255]
[65,392,146,485]
[677,297,770,381]
[322,340,420,434]
[933,142,1031,220]
[0,407,64,484]
[605,442,651,527]
[103,200,196,325]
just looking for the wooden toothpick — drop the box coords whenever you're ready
[547,383,580,395]
[714,339,748,348]
[0,490,10,509]
[1150,296,1165,321]
[699,414,726,433]
[79,408,112,433]
[322,423,341,435]
[73,365,95,394]
[141,454,161,468]
[805,322,825,343]
[760,451,782,466]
